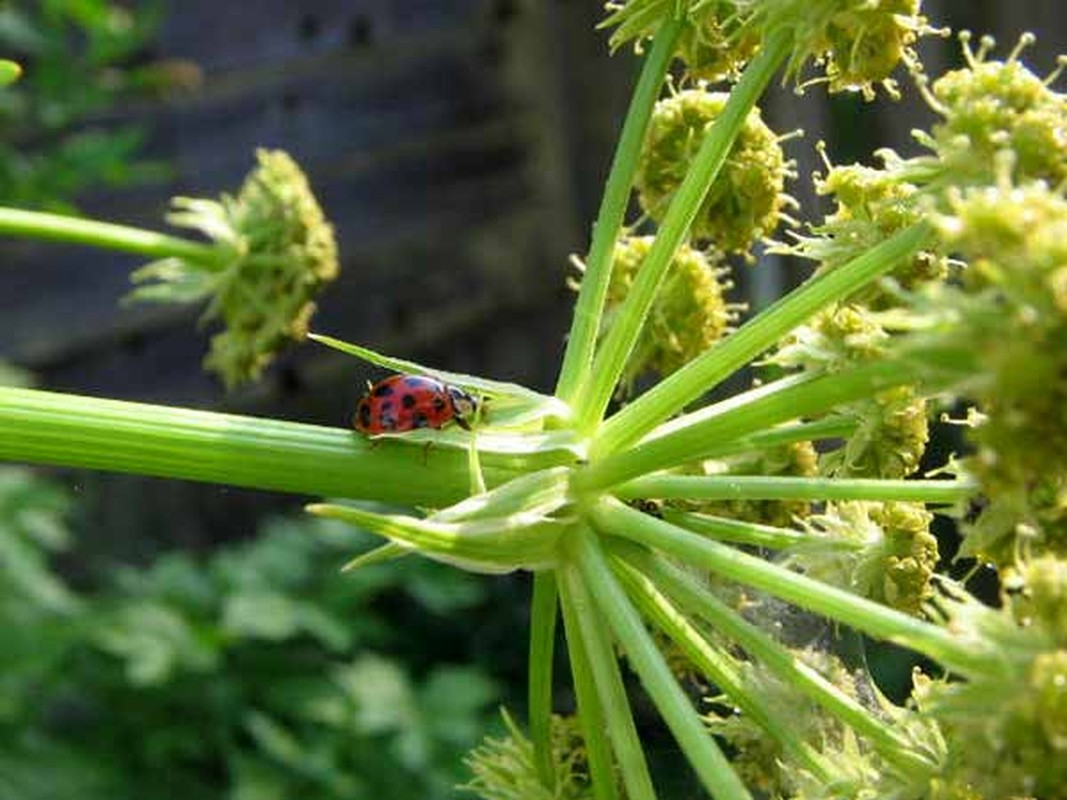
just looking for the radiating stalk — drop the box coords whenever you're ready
[593,223,932,455]
[560,553,654,800]
[0,206,223,265]
[555,19,684,406]
[573,530,753,800]
[609,549,831,780]
[618,475,978,505]
[575,30,793,431]
[528,571,559,791]
[615,543,937,775]
[590,497,994,677]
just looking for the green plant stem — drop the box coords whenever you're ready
[580,361,912,491]
[618,475,978,504]
[662,510,808,549]
[0,386,550,508]
[591,497,993,676]
[609,549,831,780]
[575,29,792,432]
[0,206,224,265]
[573,529,753,800]
[559,552,652,800]
[555,18,684,406]
[594,223,932,456]
[528,571,559,792]
[616,543,936,775]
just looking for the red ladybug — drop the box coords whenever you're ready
[354,374,479,434]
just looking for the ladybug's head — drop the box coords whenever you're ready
[446,385,479,430]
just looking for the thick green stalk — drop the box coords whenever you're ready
[555,19,684,406]
[559,553,655,800]
[0,206,223,265]
[594,223,932,456]
[0,387,551,507]
[579,361,910,490]
[618,475,978,504]
[617,544,936,775]
[557,575,621,800]
[575,29,793,431]
[591,497,993,677]
[609,551,831,781]
[573,529,753,800]
[528,571,559,791]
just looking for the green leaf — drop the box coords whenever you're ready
[308,502,568,573]
[307,333,572,424]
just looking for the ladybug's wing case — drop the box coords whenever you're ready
[355,374,456,433]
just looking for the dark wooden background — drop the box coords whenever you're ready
[1,0,1064,556]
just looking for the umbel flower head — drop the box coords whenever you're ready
[603,0,929,98]
[635,88,789,254]
[463,709,591,800]
[916,559,1067,798]
[906,178,1067,564]
[922,31,1067,188]
[788,501,938,615]
[128,149,339,388]
[771,305,929,478]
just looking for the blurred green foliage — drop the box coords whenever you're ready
[0,466,501,800]
[0,0,192,210]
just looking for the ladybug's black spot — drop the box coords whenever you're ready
[380,414,397,430]
[432,396,446,412]
[401,393,417,409]
[380,401,393,412]
[413,412,429,428]
[357,402,372,428]
[373,382,394,397]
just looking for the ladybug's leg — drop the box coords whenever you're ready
[421,440,433,466]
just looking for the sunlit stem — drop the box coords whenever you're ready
[609,550,832,781]
[528,571,559,791]
[663,510,808,549]
[558,571,622,800]
[591,497,995,677]
[580,361,910,491]
[594,223,932,456]
[573,529,753,800]
[575,29,793,432]
[615,543,938,776]
[560,550,655,800]
[0,206,226,265]
[617,475,978,505]
[555,19,684,406]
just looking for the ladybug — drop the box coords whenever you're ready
[354,374,479,435]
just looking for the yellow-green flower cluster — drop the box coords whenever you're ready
[635,89,788,254]
[602,0,927,97]
[917,558,1067,798]
[919,180,1067,564]
[463,709,591,800]
[129,149,339,388]
[603,0,759,82]
[925,33,1067,189]
[603,236,736,391]
[743,0,927,97]
[797,155,948,294]
[772,305,929,479]
[788,501,938,615]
